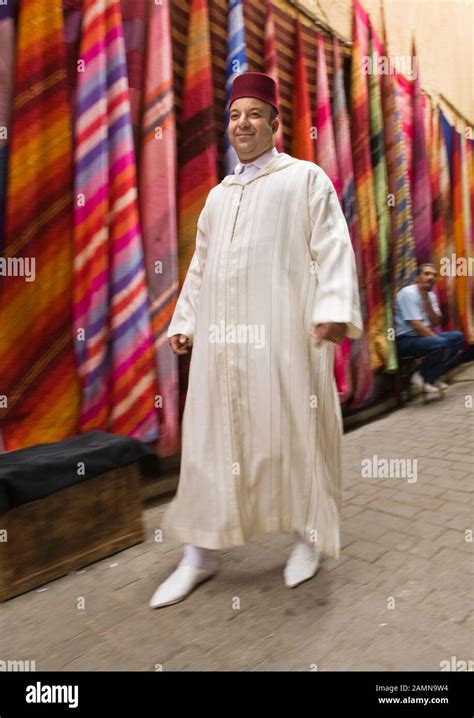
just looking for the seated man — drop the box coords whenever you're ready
[394,264,465,394]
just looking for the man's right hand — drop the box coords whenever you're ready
[169,334,192,355]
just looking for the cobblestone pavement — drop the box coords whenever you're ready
[2,366,473,671]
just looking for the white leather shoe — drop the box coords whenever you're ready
[284,541,321,588]
[434,380,449,390]
[423,382,440,394]
[410,371,424,391]
[149,565,217,609]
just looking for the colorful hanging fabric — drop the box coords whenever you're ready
[178,0,218,285]
[332,37,374,408]
[460,131,474,342]
[430,104,452,328]
[411,39,433,265]
[224,0,249,175]
[438,108,456,330]
[350,0,385,371]
[291,19,315,163]
[0,2,14,253]
[264,0,284,152]
[73,0,159,442]
[314,32,350,401]
[121,0,148,143]
[451,129,468,340]
[467,138,474,330]
[0,0,80,451]
[379,6,417,297]
[396,73,414,186]
[138,0,181,456]
[368,26,397,372]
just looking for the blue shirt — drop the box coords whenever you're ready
[394,284,442,337]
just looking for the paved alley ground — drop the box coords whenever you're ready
[2,366,473,671]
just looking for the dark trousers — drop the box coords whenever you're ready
[396,331,465,384]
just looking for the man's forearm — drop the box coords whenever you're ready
[410,320,437,337]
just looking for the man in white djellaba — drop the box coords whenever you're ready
[149,72,363,609]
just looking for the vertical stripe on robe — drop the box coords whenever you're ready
[73,0,159,442]
[430,103,452,329]
[332,37,374,407]
[264,0,284,152]
[350,0,385,371]
[0,0,80,451]
[291,19,315,163]
[139,0,181,456]
[411,40,433,265]
[315,32,350,402]
[0,2,14,253]
[438,108,456,330]
[178,0,218,285]
[379,7,417,297]
[368,26,397,372]
[224,0,248,176]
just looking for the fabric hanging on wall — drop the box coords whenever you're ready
[411,39,433,264]
[379,11,417,298]
[467,138,474,327]
[73,0,159,442]
[264,0,285,152]
[332,36,374,408]
[350,0,385,371]
[177,0,218,285]
[291,18,315,162]
[460,131,474,342]
[395,72,414,187]
[314,32,351,402]
[138,0,181,456]
[224,0,248,175]
[437,108,457,330]
[0,0,80,451]
[430,104,452,329]
[368,25,397,372]
[121,0,148,146]
[0,2,14,254]
[451,129,469,343]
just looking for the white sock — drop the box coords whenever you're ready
[178,544,218,571]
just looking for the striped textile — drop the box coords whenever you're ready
[121,0,148,144]
[332,36,374,408]
[460,131,474,342]
[0,0,80,451]
[396,73,414,187]
[73,0,159,442]
[224,0,248,175]
[177,0,218,285]
[138,0,181,456]
[368,26,397,372]
[467,138,474,329]
[0,2,14,253]
[379,9,417,297]
[315,32,350,401]
[451,129,468,340]
[438,108,456,330]
[350,0,385,371]
[264,0,284,152]
[411,40,433,265]
[291,18,315,162]
[430,104,452,329]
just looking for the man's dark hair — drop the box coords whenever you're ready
[269,106,278,123]
[417,262,436,275]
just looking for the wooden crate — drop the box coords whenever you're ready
[0,464,144,602]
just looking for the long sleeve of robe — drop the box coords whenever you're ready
[165,153,363,558]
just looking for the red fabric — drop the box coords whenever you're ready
[229,71,278,111]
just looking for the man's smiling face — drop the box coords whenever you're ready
[228,97,278,163]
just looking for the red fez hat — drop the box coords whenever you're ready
[229,72,279,113]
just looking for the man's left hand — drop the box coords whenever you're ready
[312,322,347,346]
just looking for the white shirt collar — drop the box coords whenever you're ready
[235,147,279,176]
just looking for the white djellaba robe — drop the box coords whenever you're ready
[164,151,363,558]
